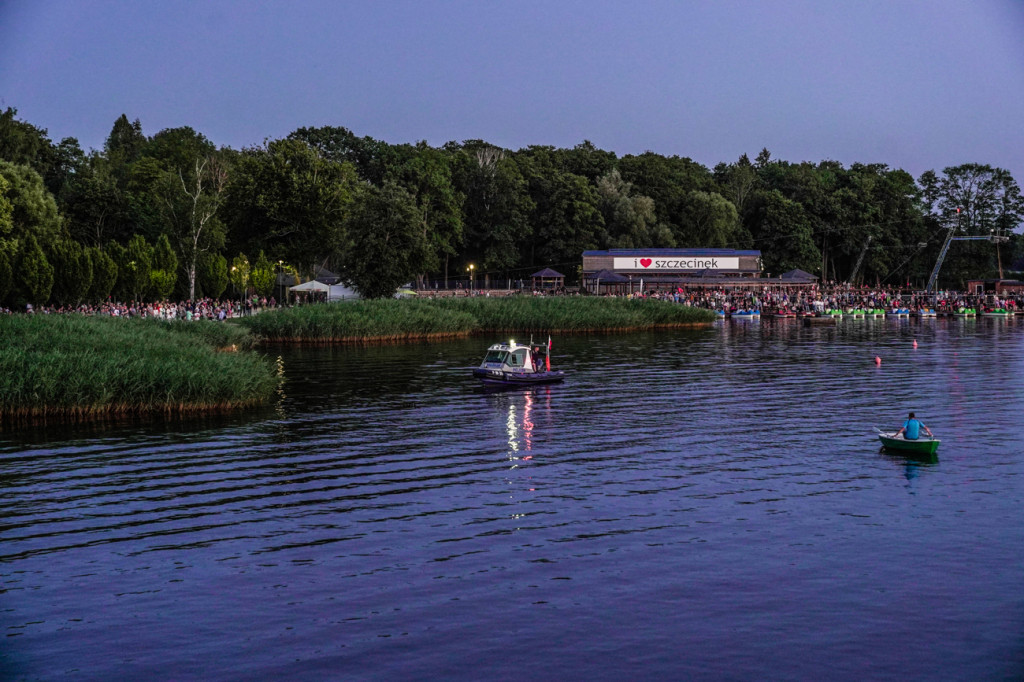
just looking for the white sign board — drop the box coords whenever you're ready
[612,256,741,271]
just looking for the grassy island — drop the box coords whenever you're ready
[238,296,716,343]
[0,315,279,425]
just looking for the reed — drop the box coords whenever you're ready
[0,315,279,424]
[239,296,715,343]
[238,299,480,343]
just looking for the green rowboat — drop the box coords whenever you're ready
[877,431,940,455]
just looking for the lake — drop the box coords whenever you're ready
[2,317,1023,680]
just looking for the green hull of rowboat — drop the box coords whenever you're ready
[878,433,940,455]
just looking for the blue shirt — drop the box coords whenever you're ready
[903,419,922,440]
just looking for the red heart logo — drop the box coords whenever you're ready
[640,258,652,268]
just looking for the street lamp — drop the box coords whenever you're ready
[230,266,237,301]
[278,260,284,305]
[468,264,475,294]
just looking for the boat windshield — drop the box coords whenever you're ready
[483,350,508,364]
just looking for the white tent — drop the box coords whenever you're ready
[289,280,360,301]
[290,280,330,294]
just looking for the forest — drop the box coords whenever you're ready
[1,106,1022,305]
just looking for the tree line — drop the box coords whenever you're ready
[1,106,1022,305]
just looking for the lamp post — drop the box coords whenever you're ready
[278,260,284,306]
[468,264,475,294]
[230,266,237,301]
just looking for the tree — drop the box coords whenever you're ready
[150,233,178,300]
[342,182,429,299]
[108,236,152,302]
[675,190,741,247]
[387,143,463,286]
[597,169,668,249]
[921,164,1024,234]
[714,154,760,222]
[752,190,820,275]
[0,107,51,169]
[617,152,715,237]
[104,114,146,167]
[0,239,16,303]
[289,125,399,185]
[917,164,1024,285]
[223,139,355,277]
[86,246,117,303]
[155,153,229,299]
[0,173,12,236]
[251,250,275,297]
[0,161,63,244]
[18,233,54,305]
[48,240,93,307]
[535,171,606,268]
[559,140,617,183]
[61,155,130,246]
[144,126,215,172]
[453,144,534,275]
[229,253,250,300]
[197,251,228,299]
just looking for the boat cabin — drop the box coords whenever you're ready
[478,341,542,374]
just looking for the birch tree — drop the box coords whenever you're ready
[158,154,229,300]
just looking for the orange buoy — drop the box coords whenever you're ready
[913,339,918,348]
[875,356,882,365]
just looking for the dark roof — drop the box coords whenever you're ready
[531,268,565,278]
[315,267,341,285]
[780,269,818,281]
[588,268,629,283]
[583,248,761,257]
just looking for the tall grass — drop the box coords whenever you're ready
[239,296,715,343]
[238,299,480,343]
[0,315,279,424]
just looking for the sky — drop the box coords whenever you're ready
[1,0,1023,183]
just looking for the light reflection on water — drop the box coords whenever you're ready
[2,317,1024,680]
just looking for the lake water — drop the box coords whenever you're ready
[3,317,1024,680]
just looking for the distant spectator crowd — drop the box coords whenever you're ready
[2,283,1021,318]
[3,296,279,319]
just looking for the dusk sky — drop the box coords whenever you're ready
[2,0,1023,183]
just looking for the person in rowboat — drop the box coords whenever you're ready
[895,412,933,440]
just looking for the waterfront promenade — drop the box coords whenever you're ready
[2,284,1021,319]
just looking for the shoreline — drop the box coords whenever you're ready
[254,321,716,345]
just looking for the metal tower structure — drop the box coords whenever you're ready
[845,235,872,286]
[925,209,1009,293]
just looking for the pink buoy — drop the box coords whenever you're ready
[875,356,882,366]
[913,339,918,348]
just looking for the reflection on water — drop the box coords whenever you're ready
[2,318,1024,680]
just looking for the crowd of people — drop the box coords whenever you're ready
[3,296,279,319]
[617,284,1023,315]
[2,283,1022,318]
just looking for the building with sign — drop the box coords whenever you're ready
[582,248,764,293]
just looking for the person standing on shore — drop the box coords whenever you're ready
[896,412,933,440]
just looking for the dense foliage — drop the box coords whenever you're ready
[0,315,279,423]
[1,107,1023,304]
[238,296,716,343]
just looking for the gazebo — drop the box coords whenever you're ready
[584,268,629,295]
[531,267,565,290]
[779,269,819,285]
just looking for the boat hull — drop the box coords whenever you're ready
[473,368,565,386]
[878,433,940,455]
